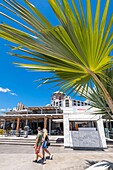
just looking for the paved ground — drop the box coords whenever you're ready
[0,145,113,170]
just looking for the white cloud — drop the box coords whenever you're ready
[0,87,11,93]
[0,108,11,113]
[7,108,12,111]
[10,92,17,96]
[0,86,17,96]
[0,108,6,112]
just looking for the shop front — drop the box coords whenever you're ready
[0,113,63,136]
[63,108,107,149]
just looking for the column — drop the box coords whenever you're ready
[37,120,38,129]
[16,117,20,136]
[3,120,6,136]
[106,121,108,128]
[12,121,15,135]
[110,121,112,130]
[11,121,15,130]
[56,108,58,114]
[75,123,78,131]
[44,117,47,129]
[3,120,6,130]
[49,119,51,135]
[26,110,28,127]
[26,119,28,126]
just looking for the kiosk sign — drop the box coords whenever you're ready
[76,108,87,112]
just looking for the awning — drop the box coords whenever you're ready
[52,119,63,123]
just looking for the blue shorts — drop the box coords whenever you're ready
[42,141,48,149]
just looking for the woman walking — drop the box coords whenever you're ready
[42,128,53,163]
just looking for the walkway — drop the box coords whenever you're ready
[0,145,113,170]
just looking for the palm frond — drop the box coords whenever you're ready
[0,0,113,114]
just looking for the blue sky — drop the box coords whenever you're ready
[0,0,113,113]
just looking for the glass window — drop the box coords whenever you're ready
[65,100,69,107]
[59,96,61,100]
[78,101,80,106]
[69,121,97,131]
[81,102,84,106]
[59,100,62,107]
[73,100,76,106]
[53,95,56,99]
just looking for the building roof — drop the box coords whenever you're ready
[4,106,63,116]
[53,91,65,94]
[27,106,61,111]
[0,114,63,121]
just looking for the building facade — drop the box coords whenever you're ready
[0,91,107,148]
[51,91,90,108]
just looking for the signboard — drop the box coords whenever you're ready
[76,108,87,112]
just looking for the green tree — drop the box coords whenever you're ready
[0,0,113,113]
[80,68,113,119]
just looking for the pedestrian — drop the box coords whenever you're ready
[42,128,53,163]
[33,127,43,163]
[24,125,29,138]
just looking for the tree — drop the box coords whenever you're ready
[0,0,113,113]
[80,68,113,119]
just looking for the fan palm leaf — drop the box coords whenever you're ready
[86,160,113,170]
[0,0,113,113]
[80,69,113,119]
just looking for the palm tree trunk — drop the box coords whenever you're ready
[90,71,113,116]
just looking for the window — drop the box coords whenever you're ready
[59,100,62,107]
[56,102,58,106]
[65,99,69,107]
[53,95,56,99]
[81,102,84,106]
[73,100,76,106]
[78,101,80,106]
[69,121,97,131]
[59,96,61,100]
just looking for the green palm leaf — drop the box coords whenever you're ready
[0,0,113,114]
[79,68,113,119]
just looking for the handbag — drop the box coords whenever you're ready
[46,137,50,146]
